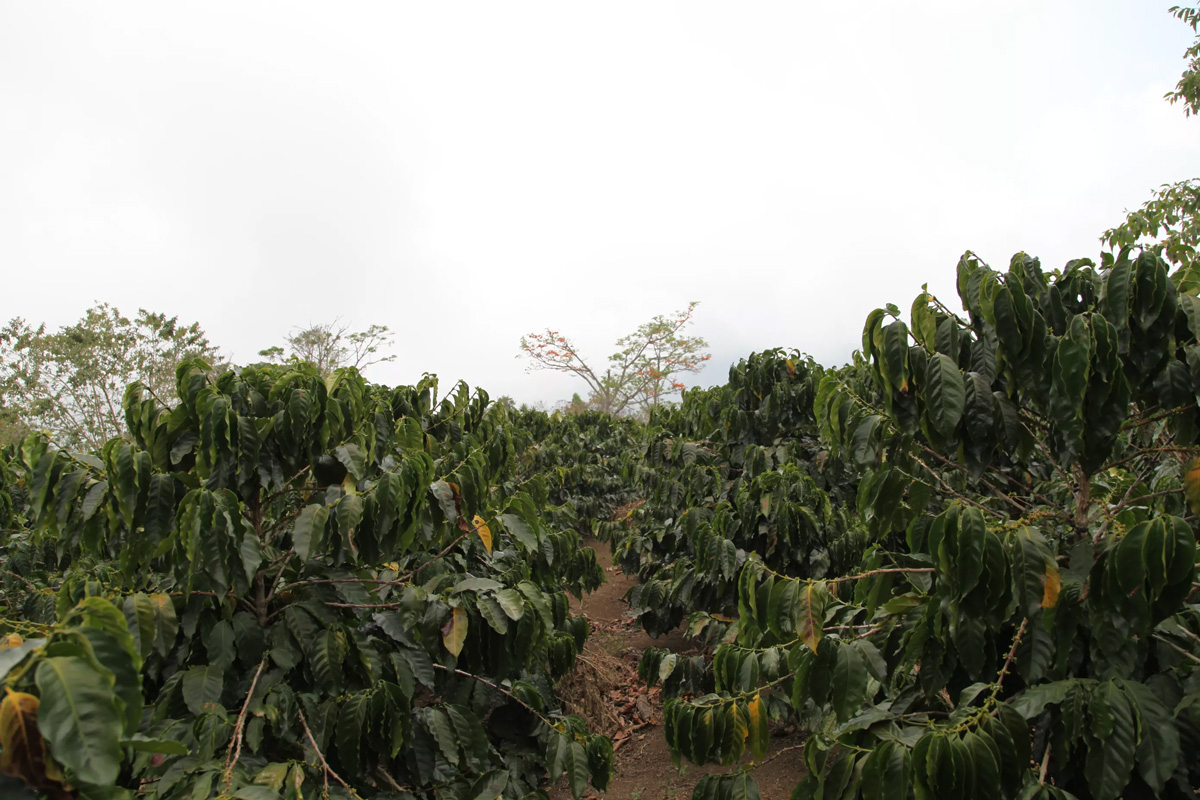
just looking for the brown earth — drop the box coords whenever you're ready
[547,537,807,800]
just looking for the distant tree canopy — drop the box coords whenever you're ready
[519,302,711,417]
[0,304,219,450]
[257,321,395,377]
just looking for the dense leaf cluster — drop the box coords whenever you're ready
[627,252,1200,799]
[0,363,612,799]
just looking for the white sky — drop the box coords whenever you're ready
[3,2,1199,406]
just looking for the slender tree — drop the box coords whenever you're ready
[519,302,711,416]
[0,304,219,450]
[258,320,395,376]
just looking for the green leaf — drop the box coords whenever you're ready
[565,740,589,800]
[923,352,966,440]
[964,730,1000,800]
[240,532,263,584]
[499,512,537,552]
[954,507,987,599]
[205,619,236,670]
[182,666,225,716]
[429,708,458,765]
[476,596,510,635]
[1122,679,1181,793]
[832,644,868,722]
[1086,682,1136,800]
[467,769,508,800]
[730,772,762,800]
[120,733,188,755]
[911,292,938,349]
[452,577,503,593]
[446,705,489,771]
[1010,680,1075,719]
[70,597,139,671]
[291,504,330,562]
[233,787,280,800]
[35,656,124,786]
[336,692,371,776]
[309,630,344,689]
[143,473,176,544]
[77,626,142,735]
[860,741,908,800]
[122,593,156,662]
[493,588,525,621]
[334,443,366,482]
[335,493,363,541]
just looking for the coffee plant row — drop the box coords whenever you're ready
[3,248,1199,800]
[0,364,619,799]
[617,250,1200,799]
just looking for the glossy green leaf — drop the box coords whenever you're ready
[182,665,225,715]
[923,353,966,440]
[35,656,123,786]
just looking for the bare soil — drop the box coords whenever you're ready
[547,538,807,800]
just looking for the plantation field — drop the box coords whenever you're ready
[2,249,1199,800]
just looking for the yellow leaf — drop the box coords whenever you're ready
[0,633,22,650]
[442,607,468,658]
[797,582,825,654]
[785,358,796,378]
[383,562,400,573]
[746,693,769,761]
[1041,563,1061,609]
[0,689,71,796]
[472,515,493,554]
[1185,456,1200,515]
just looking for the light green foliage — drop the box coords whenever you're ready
[258,321,396,377]
[520,302,711,416]
[0,304,219,450]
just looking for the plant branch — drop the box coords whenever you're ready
[432,663,555,727]
[298,707,362,798]
[222,656,268,793]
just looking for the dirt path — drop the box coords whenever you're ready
[548,538,807,800]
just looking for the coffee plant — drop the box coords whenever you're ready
[508,409,646,539]
[0,362,611,800]
[609,350,868,642]
[3,249,1198,800]
[638,252,1200,799]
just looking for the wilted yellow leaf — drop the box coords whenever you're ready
[472,515,493,554]
[442,607,468,658]
[797,582,825,654]
[0,689,72,797]
[746,693,769,761]
[0,633,22,650]
[1185,456,1200,515]
[1041,563,1061,609]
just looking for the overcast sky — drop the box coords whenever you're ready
[3,2,1199,406]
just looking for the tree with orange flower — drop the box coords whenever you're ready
[519,302,711,416]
